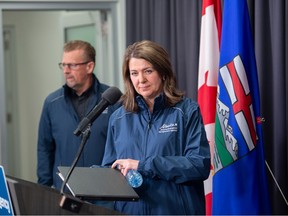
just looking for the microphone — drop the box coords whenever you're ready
[73,86,122,136]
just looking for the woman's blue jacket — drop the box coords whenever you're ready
[102,95,210,215]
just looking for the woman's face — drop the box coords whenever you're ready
[129,58,163,103]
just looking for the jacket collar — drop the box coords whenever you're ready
[136,93,166,113]
[63,74,100,97]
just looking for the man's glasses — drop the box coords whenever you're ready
[58,61,91,70]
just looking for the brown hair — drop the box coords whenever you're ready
[122,40,184,112]
[63,40,96,62]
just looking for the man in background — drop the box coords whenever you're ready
[37,40,118,197]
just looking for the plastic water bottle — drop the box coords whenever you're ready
[126,169,143,188]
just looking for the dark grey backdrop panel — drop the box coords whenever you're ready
[126,0,201,99]
[249,0,288,214]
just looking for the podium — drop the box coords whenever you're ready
[6,175,121,215]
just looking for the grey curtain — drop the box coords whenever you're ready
[126,0,202,98]
[126,0,288,214]
[249,0,288,214]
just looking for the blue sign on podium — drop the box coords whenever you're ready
[0,166,14,215]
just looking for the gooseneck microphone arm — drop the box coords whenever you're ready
[58,125,91,213]
[60,125,91,195]
[59,87,122,212]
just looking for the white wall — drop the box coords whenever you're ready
[1,0,125,183]
[3,11,63,182]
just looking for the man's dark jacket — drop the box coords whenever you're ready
[37,75,119,189]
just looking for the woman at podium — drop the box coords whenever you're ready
[102,40,210,215]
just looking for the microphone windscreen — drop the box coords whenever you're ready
[102,87,122,105]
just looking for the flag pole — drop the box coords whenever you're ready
[265,160,288,206]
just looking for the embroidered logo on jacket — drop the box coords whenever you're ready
[159,123,178,133]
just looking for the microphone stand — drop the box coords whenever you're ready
[59,124,91,213]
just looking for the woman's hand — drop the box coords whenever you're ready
[112,159,139,176]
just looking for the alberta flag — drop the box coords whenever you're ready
[197,0,221,214]
[213,0,271,214]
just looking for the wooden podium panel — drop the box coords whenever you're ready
[6,175,121,215]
